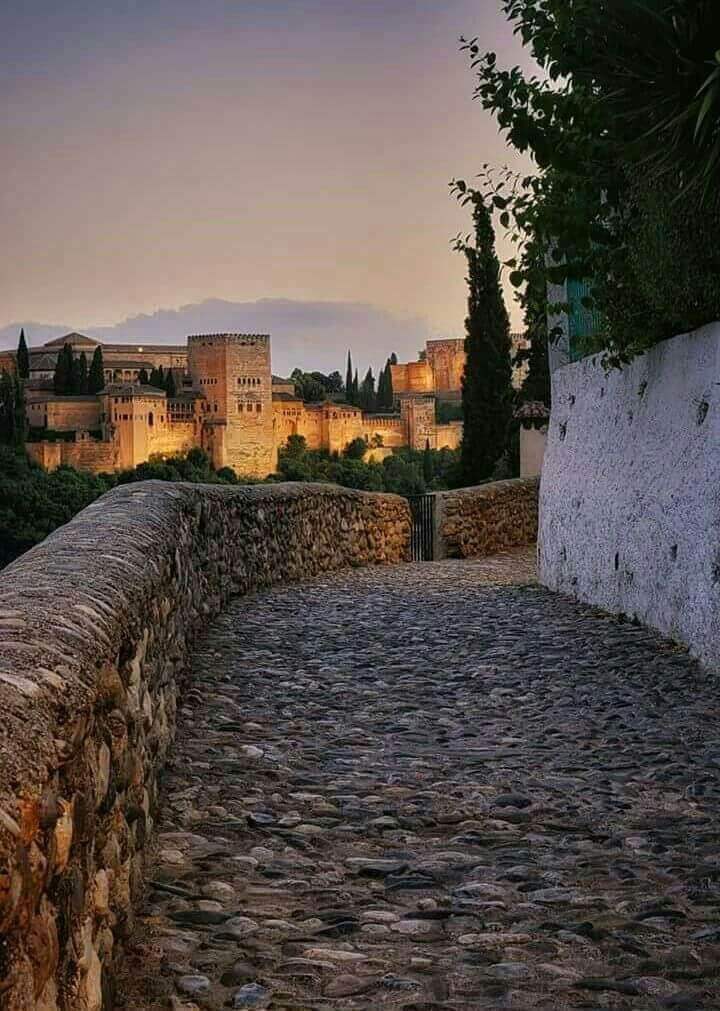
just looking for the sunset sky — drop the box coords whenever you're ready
[1,1,533,350]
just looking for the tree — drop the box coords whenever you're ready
[88,346,105,393]
[17,329,29,379]
[352,369,359,405]
[138,367,149,385]
[148,366,162,388]
[359,368,376,412]
[458,195,513,485]
[345,352,354,404]
[164,369,177,398]
[459,0,720,365]
[72,352,89,394]
[53,344,74,395]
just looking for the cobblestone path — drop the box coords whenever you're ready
[122,550,720,1010]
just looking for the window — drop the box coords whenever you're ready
[148,412,154,427]
[256,403,262,413]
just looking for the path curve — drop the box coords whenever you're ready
[121,550,719,1010]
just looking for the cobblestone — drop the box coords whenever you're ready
[120,549,720,1009]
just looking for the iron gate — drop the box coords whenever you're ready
[407,494,436,561]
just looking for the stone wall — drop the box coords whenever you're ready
[0,482,411,1010]
[26,438,119,474]
[539,322,720,669]
[435,477,540,559]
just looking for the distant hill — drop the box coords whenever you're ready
[0,298,434,376]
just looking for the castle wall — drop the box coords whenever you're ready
[26,398,101,432]
[148,421,197,458]
[361,415,407,448]
[401,397,437,450]
[26,438,118,473]
[432,421,463,451]
[391,360,434,395]
[426,338,465,395]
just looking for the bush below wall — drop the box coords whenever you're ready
[0,482,410,1010]
[540,321,720,669]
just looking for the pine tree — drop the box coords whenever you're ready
[345,351,354,403]
[138,367,149,385]
[17,329,29,379]
[377,365,387,410]
[389,352,398,366]
[88,346,105,393]
[53,344,74,395]
[352,369,359,405]
[148,366,161,388]
[165,369,177,398]
[459,196,514,485]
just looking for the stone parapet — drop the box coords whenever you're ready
[435,477,539,559]
[0,482,410,1009]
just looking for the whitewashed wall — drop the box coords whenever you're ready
[539,322,720,669]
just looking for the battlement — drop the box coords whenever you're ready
[187,333,270,347]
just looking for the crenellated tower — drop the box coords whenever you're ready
[188,333,277,477]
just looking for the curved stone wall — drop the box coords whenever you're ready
[435,477,540,559]
[0,482,410,1010]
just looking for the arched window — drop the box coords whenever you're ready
[148,411,154,427]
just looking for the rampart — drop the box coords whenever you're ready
[0,482,410,1009]
[435,477,540,559]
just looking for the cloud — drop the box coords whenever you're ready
[0,298,432,376]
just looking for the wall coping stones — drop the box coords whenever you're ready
[0,481,410,1009]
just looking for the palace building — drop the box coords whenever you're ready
[9,332,463,476]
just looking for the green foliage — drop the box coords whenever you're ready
[0,371,25,445]
[276,435,462,496]
[458,195,514,485]
[73,352,89,394]
[460,0,720,365]
[358,368,376,412]
[0,448,255,570]
[164,369,177,398]
[376,356,396,411]
[149,365,163,388]
[291,368,342,403]
[53,344,75,395]
[436,400,463,424]
[345,351,354,404]
[138,367,149,384]
[344,437,368,460]
[17,329,29,380]
[88,346,105,393]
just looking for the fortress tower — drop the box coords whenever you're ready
[188,333,277,477]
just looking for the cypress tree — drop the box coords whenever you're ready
[148,366,161,388]
[88,346,105,393]
[138,367,149,385]
[377,365,387,410]
[73,351,89,394]
[352,369,359,405]
[459,195,513,485]
[389,352,398,365]
[359,368,375,412]
[0,370,14,443]
[345,351,354,403]
[165,369,177,398]
[53,344,74,395]
[17,329,29,379]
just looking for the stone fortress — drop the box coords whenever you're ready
[10,332,465,477]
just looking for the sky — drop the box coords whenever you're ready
[1,1,533,361]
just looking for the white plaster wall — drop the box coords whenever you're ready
[539,322,720,669]
[520,426,548,478]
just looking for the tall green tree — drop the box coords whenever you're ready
[458,195,513,485]
[0,372,25,445]
[423,439,434,484]
[73,351,89,394]
[138,367,149,385]
[359,368,376,412]
[352,369,359,405]
[345,351,354,403]
[17,329,29,379]
[53,344,74,395]
[165,369,177,398]
[88,346,106,393]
